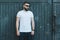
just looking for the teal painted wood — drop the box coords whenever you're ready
[0,2,52,40]
[53,3,60,40]
[53,0,60,2]
[0,0,48,2]
[0,3,20,40]
[0,3,1,40]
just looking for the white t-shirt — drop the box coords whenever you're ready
[16,10,34,32]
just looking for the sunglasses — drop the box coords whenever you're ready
[25,5,30,7]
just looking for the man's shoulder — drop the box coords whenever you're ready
[17,10,23,15]
[18,10,23,13]
[28,10,33,14]
[28,10,33,12]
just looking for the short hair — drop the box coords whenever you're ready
[23,1,30,5]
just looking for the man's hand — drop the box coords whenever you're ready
[31,31,34,36]
[16,31,20,36]
[16,17,20,36]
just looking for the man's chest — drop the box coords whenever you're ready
[20,13,31,18]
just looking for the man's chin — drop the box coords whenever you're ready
[25,9,28,11]
[24,8,29,11]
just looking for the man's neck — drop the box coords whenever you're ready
[23,9,29,11]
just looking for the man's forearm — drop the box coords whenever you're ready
[16,17,19,32]
[32,19,35,31]
[16,22,19,32]
[32,24,35,31]
[16,21,19,32]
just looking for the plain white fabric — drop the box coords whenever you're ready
[16,10,34,32]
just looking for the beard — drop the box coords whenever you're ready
[24,8,29,11]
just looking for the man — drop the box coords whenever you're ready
[16,1,35,40]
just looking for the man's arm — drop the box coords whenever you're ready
[16,17,20,36]
[31,17,35,35]
[31,17,35,31]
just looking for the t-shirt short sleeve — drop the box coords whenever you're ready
[31,12,34,18]
[16,11,20,17]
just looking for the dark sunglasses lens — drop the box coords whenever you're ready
[25,5,29,7]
